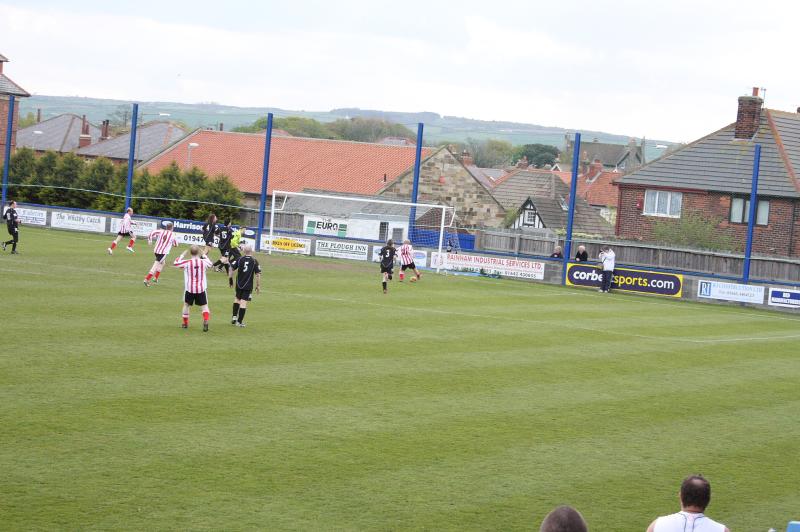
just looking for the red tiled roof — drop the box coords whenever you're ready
[141,130,433,195]
[553,169,620,208]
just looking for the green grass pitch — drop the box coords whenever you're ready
[1,227,799,530]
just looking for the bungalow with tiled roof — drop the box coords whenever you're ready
[17,114,105,154]
[554,162,622,223]
[0,53,30,155]
[617,88,800,256]
[140,129,434,224]
[78,121,188,164]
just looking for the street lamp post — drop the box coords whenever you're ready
[187,142,200,169]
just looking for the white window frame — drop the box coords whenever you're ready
[643,189,682,218]
[730,196,769,226]
[523,209,538,226]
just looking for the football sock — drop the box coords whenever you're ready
[224,264,230,274]
[237,308,246,323]
[154,271,161,280]
[202,311,210,322]
[128,239,135,248]
[399,273,405,281]
[145,273,153,281]
[182,315,189,326]
[232,302,240,317]
[110,241,117,250]
[212,260,222,267]
[382,281,387,290]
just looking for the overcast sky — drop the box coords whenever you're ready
[2,0,798,142]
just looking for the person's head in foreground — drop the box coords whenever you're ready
[680,475,711,512]
[189,244,200,256]
[539,505,588,532]
[242,244,253,256]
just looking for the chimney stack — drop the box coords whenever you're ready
[734,87,763,140]
[78,115,92,148]
[100,119,111,141]
[36,108,41,123]
[516,155,529,169]
[461,150,474,166]
[218,122,224,131]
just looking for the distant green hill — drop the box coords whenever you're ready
[19,95,672,160]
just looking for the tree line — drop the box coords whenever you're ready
[4,148,243,222]
[233,116,417,143]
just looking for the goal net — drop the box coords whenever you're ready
[263,190,455,272]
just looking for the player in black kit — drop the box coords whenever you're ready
[212,220,234,273]
[228,244,262,327]
[201,213,217,256]
[2,200,21,254]
[378,238,396,294]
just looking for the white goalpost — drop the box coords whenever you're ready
[265,190,455,273]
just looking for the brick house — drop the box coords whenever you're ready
[617,88,800,256]
[0,53,30,156]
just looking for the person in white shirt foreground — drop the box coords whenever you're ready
[598,245,616,293]
[646,475,728,532]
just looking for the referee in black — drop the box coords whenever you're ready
[228,244,261,327]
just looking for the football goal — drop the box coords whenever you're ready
[264,190,456,272]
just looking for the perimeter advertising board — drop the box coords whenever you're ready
[316,240,369,261]
[110,218,158,237]
[430,252,545,280]
[16,207,47,226]
[304,217,348,237]
[566,264,683,297]
[697,280,764,304]
[51,211,106,233]
[371,246,428,268]
[260,235,312,255]
[768,287,800,309]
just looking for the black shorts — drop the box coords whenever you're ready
[401,262,416,271]
[228,247,242,261]
[154,253,166,263]
[235,288,252,301]
[381,265,393,274]
[204,239,215,247]
[184,291,208,306]
[117,231,132,238]
[220,247,231,258]
[7,225,17,236]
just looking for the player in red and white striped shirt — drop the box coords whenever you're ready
[107,207,137,255]
[143,222,179,287]
[173,245,213,331]
[398,239,421,282]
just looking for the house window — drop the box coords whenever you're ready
[730,197,769,225]
[523,210,538,226]
[643,190,682,217]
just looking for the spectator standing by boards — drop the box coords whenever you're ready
[598,245,615,293]
[550,246,563,259]
[646,475,728,532]
[574,245,589,262]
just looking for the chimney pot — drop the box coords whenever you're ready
[36,109,42,123]
[219,122,224,131]
[752,87,759,97]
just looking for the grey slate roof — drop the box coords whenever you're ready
[0,73,30,97]
[491,170,614,236]
[619,110,800,198]
[17,114,100,152]
[78,121,188,162]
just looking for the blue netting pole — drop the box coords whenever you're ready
[561,132,582,285]
[407,123,424,242]
[124,103,139,211]
[742,143,762,283]
[2,94,15,206]
[255,112,274,252]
